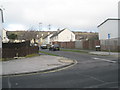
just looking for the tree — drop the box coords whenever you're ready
[8,33,17,40]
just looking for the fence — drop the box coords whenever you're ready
[75,40,100,50]
[100,38,120,52]
[2,41,39,58]
[52,41,75,48]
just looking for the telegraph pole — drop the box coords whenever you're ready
[39,22,42,31]
[48,24,51,30]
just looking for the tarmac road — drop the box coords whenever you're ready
[2,49,119,88]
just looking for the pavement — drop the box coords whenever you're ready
[89,51,119,57]
[1,55,75,76]
[61,48,119,57]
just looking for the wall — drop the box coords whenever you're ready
[2,29,9,43]
[0,9,3,58]
[98,20,119,40]
[43,34,53,44]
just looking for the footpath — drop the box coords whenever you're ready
[1,55,75,76]
[62,48,119,57]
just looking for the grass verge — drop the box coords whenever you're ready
[2,53,39,61]
[39,51,59,56]
[25,53,39,58]
[1,58,14,61]
[61,49,88,53]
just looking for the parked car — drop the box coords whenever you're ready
[49,44,60,51]
[40,45,47,49]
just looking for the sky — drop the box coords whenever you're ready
[0,0,119,32]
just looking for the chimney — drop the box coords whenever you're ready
[57,28,60,32]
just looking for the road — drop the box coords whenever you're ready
[2,49,119,88]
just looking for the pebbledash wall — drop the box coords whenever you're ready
[98,19,120,51]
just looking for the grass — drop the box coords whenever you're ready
[25,53,39,58]
[61,49,88,53]
[2,53,39,61]
[39,51,59,56]
[1,58,14,61]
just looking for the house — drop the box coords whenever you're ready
[43,33,53,45]
[2,29,9,43]
[98,18,120,51]
[50,28,75,44]
[0,8,4,58]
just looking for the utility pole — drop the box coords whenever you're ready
[39,22,42,31]
[48,24,51,31]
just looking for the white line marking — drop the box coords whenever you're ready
[87,82,118,88]
[92,58,116,63]
[85,75,105,83]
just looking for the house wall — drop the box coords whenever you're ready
[2,29,9,43]
[98,20,119,40]
[44,34,53,44]
[98,19,120,51]
[58,29,75,42]
[0,9,3,58]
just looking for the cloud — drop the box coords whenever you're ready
[1,0,119,31]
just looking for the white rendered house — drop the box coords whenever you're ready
[98,18,120,51]
[43,34,53,45]
[50,28,75,43]
[98,18,119,40]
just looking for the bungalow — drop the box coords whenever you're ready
[50,28,75,44]
[98,18,120,51]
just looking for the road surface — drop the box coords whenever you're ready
[2,49,119,88]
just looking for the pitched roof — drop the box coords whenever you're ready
[50,29,65,38]
[97,18,120,28]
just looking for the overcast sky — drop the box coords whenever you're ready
[0,0,119,32]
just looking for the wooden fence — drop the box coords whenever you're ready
[2,41,39,58]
